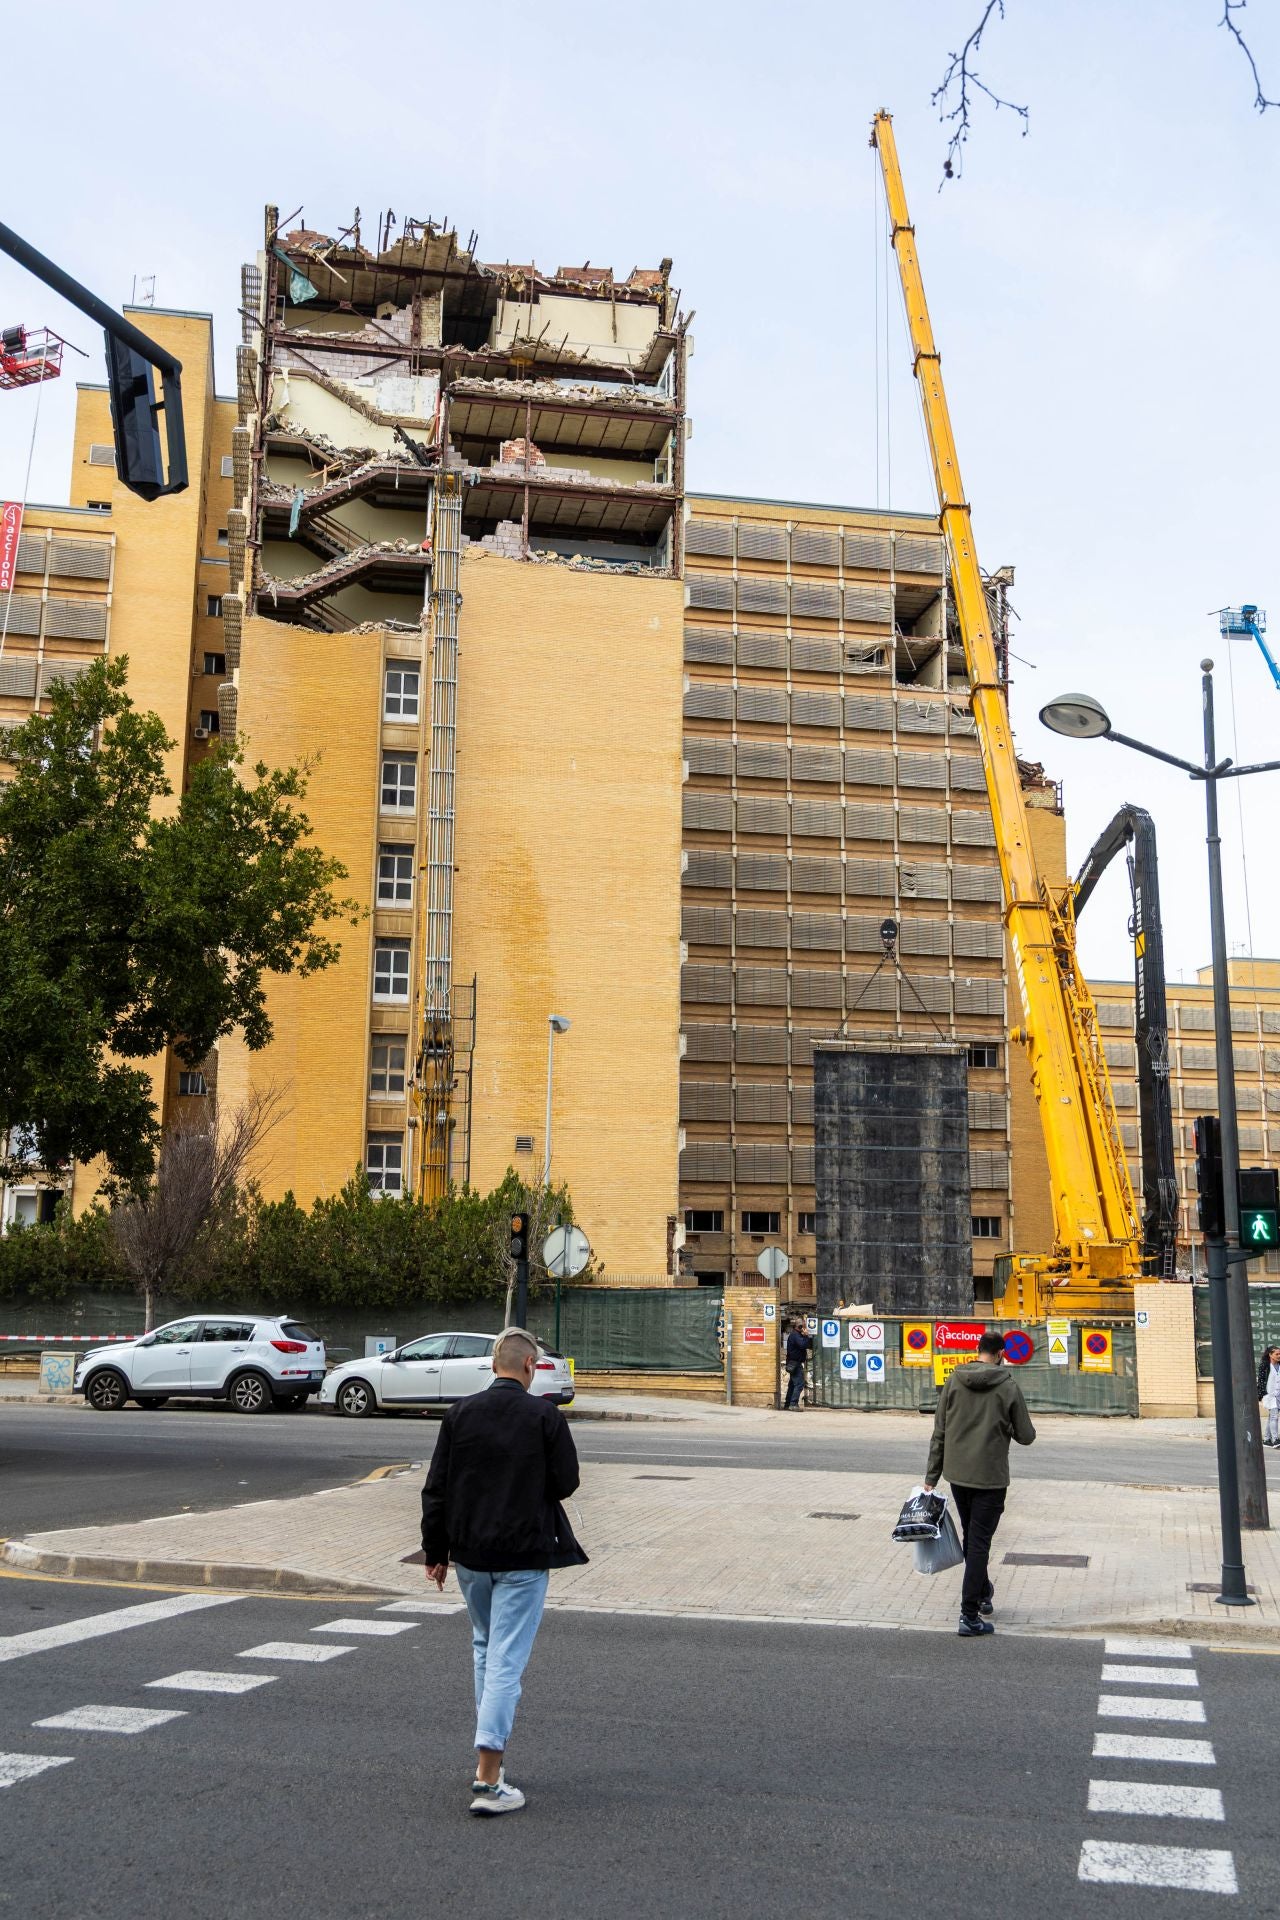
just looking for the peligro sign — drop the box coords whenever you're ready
[933,1321,988,1352]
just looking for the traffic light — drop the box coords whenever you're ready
[509,1212,530,1261]
[1194,1115,1225,1238]
[1238,1168,1279,1254]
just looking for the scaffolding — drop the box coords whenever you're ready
[415,474,463,1199]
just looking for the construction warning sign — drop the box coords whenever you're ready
[933,1353,976,1388]
[901,1322,933,1368]
[1080,1327,1114,1373]
[1046,1316,1071,1367]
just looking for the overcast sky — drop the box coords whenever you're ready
[3,0,1278,984]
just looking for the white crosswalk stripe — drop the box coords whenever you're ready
[146,1671,276,1695]
[1100,1664,1199,1688]
[310,1618,418,1637]
[1078,1840,1237,1893]
[237,1641,354,1663]
[0,1594,240,1665]
[378,1601,466,1616]
[1102,1636,1194,1660]
[1092,1731,1216,1765]
[1097,1694,1207,1724]
[0,1753,74,1788]
[1088,1781,1225,1821]
[34,1706,186,1735]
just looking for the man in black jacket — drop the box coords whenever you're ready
[422,1325,584,1816]
[783,1319,813,1409]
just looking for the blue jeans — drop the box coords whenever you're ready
[784,1364,806,1408]
[454,1565,550,1754]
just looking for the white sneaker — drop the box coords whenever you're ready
[470,1772,525,1816]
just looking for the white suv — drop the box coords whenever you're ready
[75,1315,327,1415]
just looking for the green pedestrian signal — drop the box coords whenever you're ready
[1243,1208,1279,1248]
[1237,1168,1280,1258]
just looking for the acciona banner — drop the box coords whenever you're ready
[0,502,22,594]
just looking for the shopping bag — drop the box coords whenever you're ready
[912,1506,964,1575]
[891,1485,947,1542]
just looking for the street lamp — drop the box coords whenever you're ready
[1042,660,1280,1590]
[543,1015,571,1188]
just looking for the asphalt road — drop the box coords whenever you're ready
[3,1402,1278,1540]
[0,1573,1273,1918]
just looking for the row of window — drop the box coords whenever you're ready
[683,1207,1002,1239]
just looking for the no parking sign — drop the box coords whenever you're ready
[1002,1329,1034,1367]
[1080,1327,1114,1373]
[901,1321,932,1368]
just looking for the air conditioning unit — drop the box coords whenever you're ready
[192,726,210,740]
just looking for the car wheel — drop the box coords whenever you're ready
[135,1396,169,1409]
[86,1369,128,1411]
[228,1370,273,1414]
[335,1378,376,1418]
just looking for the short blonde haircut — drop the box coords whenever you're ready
[493,1326,539,1372]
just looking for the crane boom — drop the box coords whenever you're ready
[871,110,1141,1301]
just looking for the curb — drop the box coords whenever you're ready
[0,1538,397,1599]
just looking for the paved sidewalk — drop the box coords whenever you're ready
[6,1449,1279,1640]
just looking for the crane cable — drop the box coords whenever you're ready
[0,359,53,663]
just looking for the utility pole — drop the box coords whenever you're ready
[1194,1116,1252,1604]
[1201,662,1269,1529]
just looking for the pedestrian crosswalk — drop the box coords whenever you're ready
[1080,1634,1238,1895]
[0,1595,461,1799]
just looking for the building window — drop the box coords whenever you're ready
[741,1210,781,1235]
[220,455,234,478]
[215,527,228,544]
[8,1191,39,1229]
[967,1042,1000,1069]
[366,1133,404,1196]
[203,651,227,677]
[798,1211,817,1235]
[370,1039,407,1097]
[8,1125,39,1167]
[178,1071,208,1097]
[373,939,411,1003]
[384,664,421,722]
[376,845,414,906]
[87,499,110,510]
[684,1209,724,1233]
[198,709,220,734]
[206,594,224,619]
[381,753,417,811]
[972,1215,1002,1239]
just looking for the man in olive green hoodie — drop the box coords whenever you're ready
[924,1330,1036,1638]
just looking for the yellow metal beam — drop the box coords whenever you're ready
[871,110,1140,1293]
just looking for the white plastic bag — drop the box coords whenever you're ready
[912,1505,964,1575]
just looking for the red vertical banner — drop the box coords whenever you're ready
[0,502,23,593]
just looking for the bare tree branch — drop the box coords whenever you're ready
[932,0,1029,185]
[1221,0,1280,110]
[112,1086,289,1325]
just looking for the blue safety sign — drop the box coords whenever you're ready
[821,1319,840,1348]
[864,1352,885,1382]
[839,1350,860,1377]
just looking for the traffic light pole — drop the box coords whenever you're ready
[515,1255,529,1331]
[1204,1221,1253,1604]
[1201,663,1270,1531]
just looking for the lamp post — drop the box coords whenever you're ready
[1041,664,1280,1560]
[543,1015,571,1189]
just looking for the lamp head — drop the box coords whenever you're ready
[549,1015,571,1034]
[1039,692,1111,740]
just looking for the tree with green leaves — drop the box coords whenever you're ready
[0,657,356,1195]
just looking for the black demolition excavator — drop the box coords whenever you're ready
[1072,806,1180,1276]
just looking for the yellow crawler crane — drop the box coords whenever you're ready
[871,111,1141,1317]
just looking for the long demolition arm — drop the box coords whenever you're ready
[871,111,1140,1285]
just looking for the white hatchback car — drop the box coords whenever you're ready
[319,1331,574,1418]
[75,1315,327,1414]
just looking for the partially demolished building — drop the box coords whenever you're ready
[214,212,688,1272]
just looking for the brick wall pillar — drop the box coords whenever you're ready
[723,1285,781,1408]
[1134,1283,1199,1417]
